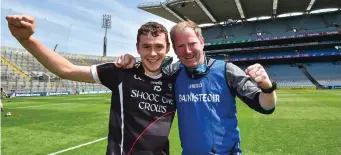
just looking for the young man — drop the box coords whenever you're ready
[6,15,176,155]
[117,21,277,155]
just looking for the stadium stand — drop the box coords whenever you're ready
[1,46,115,94]
[306,62,341,86]
[138,0,341,89]
[201,12,340,43]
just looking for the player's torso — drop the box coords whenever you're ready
[108,71,176,155]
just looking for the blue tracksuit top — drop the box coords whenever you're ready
[175,60,242,155]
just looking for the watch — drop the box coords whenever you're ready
[260,81,277,94]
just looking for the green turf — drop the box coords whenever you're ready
[1,90,340,155]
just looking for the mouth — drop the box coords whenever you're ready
[146,58,159,63]
[184,55,195,60]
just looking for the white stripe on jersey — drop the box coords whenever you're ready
[118,82,124,155]
[90,65,101,84]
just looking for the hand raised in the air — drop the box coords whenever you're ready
[6,15,35,41]
[245,63,272,89]
[114,54,136,69]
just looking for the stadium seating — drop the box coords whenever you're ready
[226,48,340,61]
[247,63,340,88]
[305,62,341,86]
[265,65,307,81]
[202,12,341,43]
[239,64,315,87]
[1,46,115,93]
[209,53,341,88]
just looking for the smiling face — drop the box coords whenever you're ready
[172,27,205,69]
[137,33,169,75]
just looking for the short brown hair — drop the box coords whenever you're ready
[170,20,203,45]
[137,22,169,45]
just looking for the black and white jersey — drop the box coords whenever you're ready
[91,63,176,155]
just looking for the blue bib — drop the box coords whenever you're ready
[175,60,242,155]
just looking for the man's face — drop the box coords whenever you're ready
[137,33,169,75]
[173,28,204,68]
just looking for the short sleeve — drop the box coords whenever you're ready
[91,63,124,89]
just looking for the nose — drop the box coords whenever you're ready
[184,46,191,55]
[150,49,157,56]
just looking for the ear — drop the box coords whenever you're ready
[172,43,177,53]
[173,48,180,59]
[199,36,205,49]
[136,43,141,55]
[166,43,170,54]
[200,36,204,45]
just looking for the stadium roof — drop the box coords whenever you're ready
[138,0,341,25]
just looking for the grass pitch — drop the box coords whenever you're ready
[1,90,340,155]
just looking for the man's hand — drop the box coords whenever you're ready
[245,63,272,89]
[114,54,136,69]
[6,15,35,41]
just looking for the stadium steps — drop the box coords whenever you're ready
[79,57,90,66]
[47,81,55,89]
[1,56,56,89]
[1,56,31,81]
[297,64,325,89]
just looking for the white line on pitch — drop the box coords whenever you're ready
[47,137,107,155]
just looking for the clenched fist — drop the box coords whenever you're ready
[245,63,272,89]
[6,15,35,41]
[114,54,136,69]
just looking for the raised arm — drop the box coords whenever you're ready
[226,63,277,114]
[6,15,95,83]
[245,63,277,109]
